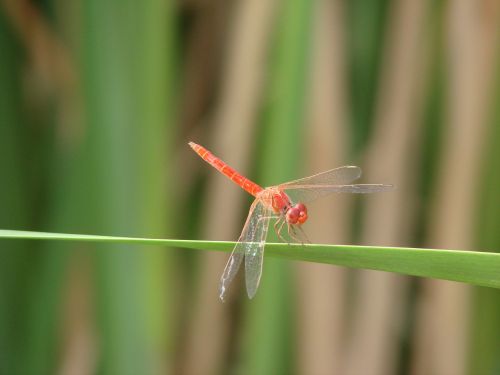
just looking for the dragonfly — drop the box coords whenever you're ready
[189,142,393,301]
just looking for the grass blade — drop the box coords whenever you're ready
[1,229,499,290]
[245,0,314,371]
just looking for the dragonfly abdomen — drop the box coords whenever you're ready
[189,142,263,197]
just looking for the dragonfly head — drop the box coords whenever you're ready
[286,203,308,225]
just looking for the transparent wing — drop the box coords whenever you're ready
[282,183,394,204]
[244,203,272,299]
[279,166,362,188]
[218,199,272,301]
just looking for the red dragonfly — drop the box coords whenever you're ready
[189,142,393,301]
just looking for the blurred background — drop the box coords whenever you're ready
[1,0,500,374]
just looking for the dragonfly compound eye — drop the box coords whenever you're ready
[296,203,308,224]
[286,207,299,224]
[287,203,308,225]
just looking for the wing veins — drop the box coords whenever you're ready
[278,166,362,188]
[218,200,271,301]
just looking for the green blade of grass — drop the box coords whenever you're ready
[0,19,31,374]
[247,0,314,371]
[81,0,175,372]
[469,36,500,375]
[1,229,499,290]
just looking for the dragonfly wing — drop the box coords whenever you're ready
[219,246,244,302]
[218,199,271,301]
[219,199,259,301]
[279,166,362,188]
[282,183,394,204]
[244,202,272,299]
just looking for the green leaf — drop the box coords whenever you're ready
[1,230,499,290]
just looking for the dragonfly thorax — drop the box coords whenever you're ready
[265,189,292,213]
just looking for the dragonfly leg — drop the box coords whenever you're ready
[256,215,279,226]
[273,216,281,234]
[287,224,305,244]
[297,225,311,244]
[274,217,287,242]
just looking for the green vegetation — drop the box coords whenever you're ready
[1,0,499,373]
[1,230,500,290]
